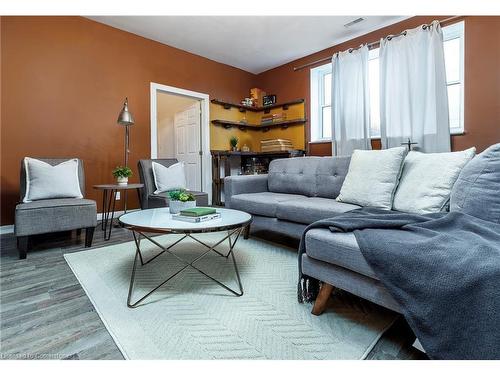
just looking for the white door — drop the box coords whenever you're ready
[174,102,202,191]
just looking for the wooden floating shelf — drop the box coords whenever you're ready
[211,118,307,132]
[211,99,304,113]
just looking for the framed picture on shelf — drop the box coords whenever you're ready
[263,95,276,106]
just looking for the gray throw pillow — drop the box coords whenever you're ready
[152,161,187,194]
[336,147,407,210]
[450,143,500,224]
[23,158,83,202]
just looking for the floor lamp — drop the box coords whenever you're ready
[117,97,135,167]
[117,97,135,213]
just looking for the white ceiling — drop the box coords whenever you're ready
[88,16,409,74]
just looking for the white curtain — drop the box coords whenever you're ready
[331,45,371,156]
[379,20,450,152]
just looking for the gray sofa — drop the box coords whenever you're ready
[225,156,402,313]
[137,159,209,209]
[15,158,97,259]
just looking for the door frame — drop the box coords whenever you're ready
[150,82,211,203]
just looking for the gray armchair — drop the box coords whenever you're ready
[15,158,97,259]
[137,159,209,209]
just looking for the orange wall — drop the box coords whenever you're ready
[1,16,255,225]
[255,16,500,156]
[2,16,499,225]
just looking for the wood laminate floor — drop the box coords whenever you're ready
[0,223,427,360]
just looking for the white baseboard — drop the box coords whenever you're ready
[0,209,140,236]
[0,225,14,235]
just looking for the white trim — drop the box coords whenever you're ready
[0,225,14,235]
[310,63,332,143]
[150,83,211,204]
[443,21,465,136]
[308,140,333,144]
[96,209,139,221]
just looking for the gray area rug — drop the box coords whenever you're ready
[64,233,396,359]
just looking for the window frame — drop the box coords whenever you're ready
[309,20,465,142]
[443,20,465,135]
[310,63,332,143]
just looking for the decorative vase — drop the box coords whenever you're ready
[169,200,196,214]
[117,176,128,185]
[231,146,238,152]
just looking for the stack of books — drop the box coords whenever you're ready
[260,139,294,152]
[261,112,287,125]
[172,207,221,223]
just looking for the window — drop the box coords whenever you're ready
[368,48,381,137]
[310,63,332,141]
[310,21,465,142]
[443,21,465,134]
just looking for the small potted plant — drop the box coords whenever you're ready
[168,189,196,214]
[230,136,238,152]
[112,166,133,185]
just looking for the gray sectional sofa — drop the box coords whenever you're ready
[225,156,402,313]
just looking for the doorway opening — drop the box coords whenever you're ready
[150,83,211,203]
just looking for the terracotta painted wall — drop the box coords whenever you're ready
[255,16,500,156]
[1,16,255,225]
[2,16,499,225]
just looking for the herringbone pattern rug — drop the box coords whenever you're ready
[64,233,396,359]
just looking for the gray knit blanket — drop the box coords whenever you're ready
[298,208,500,359]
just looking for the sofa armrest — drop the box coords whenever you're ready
[224,174,268,208]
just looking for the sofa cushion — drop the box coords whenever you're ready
[23,158,83,203]
[315,156,351,199]
[305,228,377,280]
[276,197,360,225]
[337,147,407,209]
[152,161,187,194]
[230,192,305,217]
[15,198,97,236]
[450,143,500,224]
[393,148,476,214]
[268,157,323,197]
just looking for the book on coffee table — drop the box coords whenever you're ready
[172,213,221,223]
[179,207,217,217]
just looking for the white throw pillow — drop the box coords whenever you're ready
[152,161,187,194]
[336,147,407,209]
[393,148,476,214]
[23,158,83,203]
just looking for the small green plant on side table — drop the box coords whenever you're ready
[112,166,133,185]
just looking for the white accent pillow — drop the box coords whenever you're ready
[393,148,476,214]
[152,161,187,194]
[23,158,83,203]
[336,147,407,209]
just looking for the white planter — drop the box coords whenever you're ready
[117,176,128,185]
[169,200,196,214]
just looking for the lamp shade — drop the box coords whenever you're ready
[117,97,135,126]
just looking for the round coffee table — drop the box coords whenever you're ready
[119,207,252,308]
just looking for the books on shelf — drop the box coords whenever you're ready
[172,207,221,223]
[260,139,294,152]
[260,112,287,124]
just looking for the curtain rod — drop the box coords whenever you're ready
[293,16,462,71]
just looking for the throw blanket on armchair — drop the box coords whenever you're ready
[298,208,500,359]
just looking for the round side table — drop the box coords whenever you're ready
[93,183,144,240]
